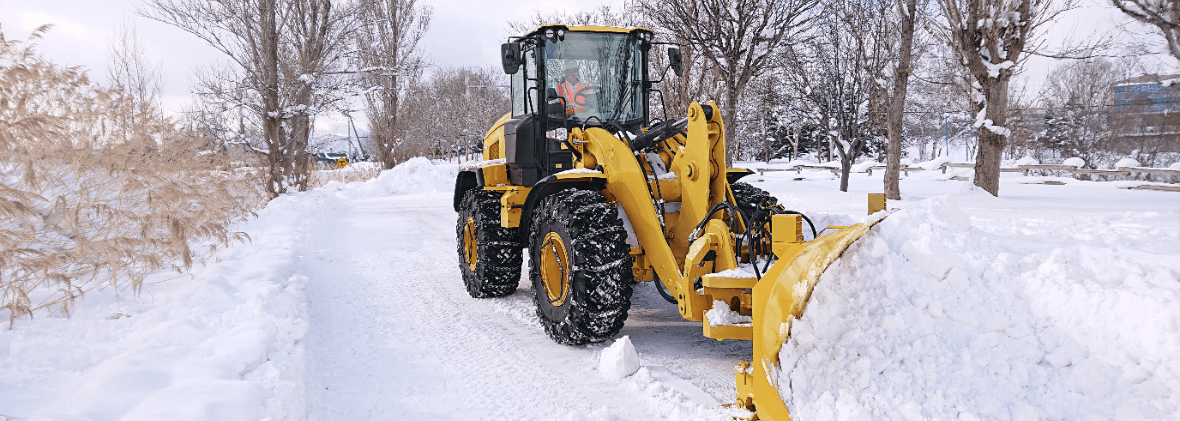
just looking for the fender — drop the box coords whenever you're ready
[453,170,478,212]
[516,173,607,244]
[726,168,754,184]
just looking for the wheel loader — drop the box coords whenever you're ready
[453,24,885,420]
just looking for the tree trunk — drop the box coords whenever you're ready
[884,0,916,201]
[838,145,852,192]
[722,80,739,167]
[973,78,1011,196]
[261,0,282,200]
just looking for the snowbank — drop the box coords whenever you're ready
[0,192,316,420]
[335,157,459,197]
[778,197,1180,420]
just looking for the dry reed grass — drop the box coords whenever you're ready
[0,25,264,326]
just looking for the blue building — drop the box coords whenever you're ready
[1113,74,1180,112]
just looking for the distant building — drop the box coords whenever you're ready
[1113,74,1180,112]
[1111,74,1180,152]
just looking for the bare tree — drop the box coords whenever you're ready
[107,23,164,109]
[355,0,431,169]
[932,0,1077,196]
[507,4,638,33]
[640,0,818,165]
[142,0,354,199]
[1111,0,1180,63]
[106,22,167,145]
[400,66,510,161]
[1035,58,1122,168]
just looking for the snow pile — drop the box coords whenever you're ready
[369,157,460,195]
[778,197,1180,420]
[1062,157,1086,168]
[0,193,316,420]
[1014,156,1039,166]
[600,336,641,380]
[850,161,879,173]
[705,301,752,327]
[1115,158,1141,169]
[913,155,954,170]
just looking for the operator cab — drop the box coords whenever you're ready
[500,25,678,186]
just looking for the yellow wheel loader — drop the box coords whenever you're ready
[453,25,886,420]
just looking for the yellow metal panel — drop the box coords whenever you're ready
[771,214,804,259]
[491,187,528,228]
[703,318,753,341]
[480,164,509,186]
[868,193,887,215]
[483,113,510,161]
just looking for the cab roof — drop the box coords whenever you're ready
[523,24,653,38]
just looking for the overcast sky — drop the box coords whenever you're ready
[0,0,1172,124]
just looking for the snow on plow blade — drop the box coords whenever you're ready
[737,219,883,421]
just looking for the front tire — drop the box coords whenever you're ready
[456,189,523,298]
[529,188,633,345]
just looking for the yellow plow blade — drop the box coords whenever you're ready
[739,219,883,421]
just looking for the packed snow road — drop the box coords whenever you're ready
[300,177,744,419]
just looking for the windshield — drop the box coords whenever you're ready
[543,32,643,125]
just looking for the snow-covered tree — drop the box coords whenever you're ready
[932,0,1077,196]
[783,0,893,192]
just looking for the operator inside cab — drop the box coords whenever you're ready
[555,68,590,116]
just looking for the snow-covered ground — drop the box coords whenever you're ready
[1,158,1177,420]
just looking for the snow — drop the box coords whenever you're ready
[1014,156,1039,166]
[599,336,641,380]
[1116,158,1141,169]
[555,168,604,175]
[1063,157,1086,168]
[2,158,1178,420]
[465,158,506,169]
[707,267,758,279]
[705,301,753,327]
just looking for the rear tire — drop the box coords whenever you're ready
[529,188,633,345]
[456,189,523,298]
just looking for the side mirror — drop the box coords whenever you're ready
[501,42,522,74]
[668,47,683,77]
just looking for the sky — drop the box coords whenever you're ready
[0,0,624,121]
[0,0,1173,129]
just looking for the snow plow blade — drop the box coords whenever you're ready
[736,219,883,421]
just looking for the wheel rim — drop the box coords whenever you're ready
[463,217,478,271]
[539,232,570,306]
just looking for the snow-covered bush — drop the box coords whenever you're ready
[1114,158,1141,169]
[0,27,262,326]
